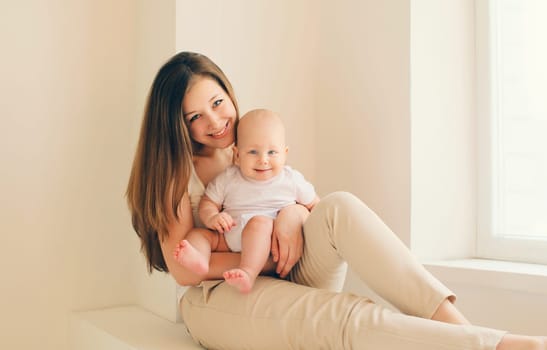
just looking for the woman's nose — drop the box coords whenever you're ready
[206,113,222,129]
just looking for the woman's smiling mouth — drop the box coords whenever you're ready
[208,121,230,139]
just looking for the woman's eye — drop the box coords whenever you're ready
[212,99,223,108]
[188,114,200,123]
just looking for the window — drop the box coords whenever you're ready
[477,0,547,265]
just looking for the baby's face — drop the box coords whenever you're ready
[235,118,287,181]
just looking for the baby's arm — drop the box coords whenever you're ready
[290,167,320,211]
[199,195,235,233]
[302,195,320,211]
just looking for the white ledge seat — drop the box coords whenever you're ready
[70,305,204,350]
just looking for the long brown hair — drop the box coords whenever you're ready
[126,52,239,273]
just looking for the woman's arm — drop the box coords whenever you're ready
[159,193,203,285]
[160,193,275,286]
[271,203,310,278]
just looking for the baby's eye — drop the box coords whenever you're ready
[268,150,278,156]
[248,150,258,155]
[212,99,223,108]
[188,114,200,123]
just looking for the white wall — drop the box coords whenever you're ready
[410,0,476,260]
[1,1,140,349]
[131,0,181,324]
[315,0,411,245]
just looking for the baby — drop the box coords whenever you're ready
[174,109,318,293]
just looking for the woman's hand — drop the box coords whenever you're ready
[271,204,310,278]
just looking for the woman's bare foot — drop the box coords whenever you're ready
[223,268,255,293]
[496,335,546,350]
[173,240,208,275]
[536,336,547,350]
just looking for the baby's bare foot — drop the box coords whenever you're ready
[223,268,254,293]
[173,240,208,275]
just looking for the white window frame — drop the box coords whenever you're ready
[476,0,547,266]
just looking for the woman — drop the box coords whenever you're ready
[126,51,546,349]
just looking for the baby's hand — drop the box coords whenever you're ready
[205,212,235,233]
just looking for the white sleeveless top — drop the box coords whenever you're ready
[176,166,206,303]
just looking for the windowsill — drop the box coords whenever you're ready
[424,258,547,296]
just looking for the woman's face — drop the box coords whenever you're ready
[182,76,237,151]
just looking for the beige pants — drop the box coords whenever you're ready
[181,192,505,349]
